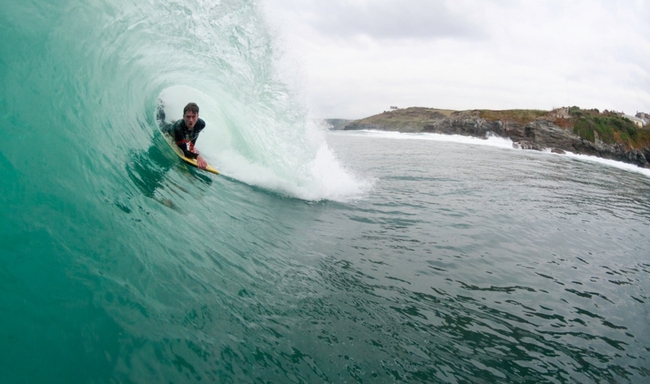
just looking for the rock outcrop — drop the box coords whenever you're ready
[343,108,650,168]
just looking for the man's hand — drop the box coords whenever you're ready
[196,155,207,169]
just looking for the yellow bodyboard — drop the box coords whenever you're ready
[160,130,219,175]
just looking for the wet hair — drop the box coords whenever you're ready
[183,102,199,115]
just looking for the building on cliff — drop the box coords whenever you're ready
[623,114,645,127]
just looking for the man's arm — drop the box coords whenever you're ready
[180,143,199,159]
[190,120,207,169]
[171,121,200,159]
[195,154,207,169]
[189,137,207,169]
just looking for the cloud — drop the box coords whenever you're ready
[264,0,650,119]
[293,0,484,41]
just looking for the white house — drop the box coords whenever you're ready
[624,114,645,127]
[636,112,649,126]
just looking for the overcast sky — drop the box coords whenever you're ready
[263,0,650,119]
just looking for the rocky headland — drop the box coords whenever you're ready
[330,107,650,168]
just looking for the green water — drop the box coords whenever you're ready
[2,1,650,383]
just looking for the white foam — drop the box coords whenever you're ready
[331,129,650,178]
[332,129,514,149]
[158,86,372,201]
[562,152,650,178]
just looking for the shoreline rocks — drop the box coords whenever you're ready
[338,108,650,169]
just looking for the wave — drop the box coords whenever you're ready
[0,0,366,202]
[335,130,650,178]
[0,2,370,380]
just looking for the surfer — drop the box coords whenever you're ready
[159,102,208,169]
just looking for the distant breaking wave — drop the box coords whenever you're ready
[335,130,650,178]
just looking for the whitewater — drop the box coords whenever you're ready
[1,0,649,383]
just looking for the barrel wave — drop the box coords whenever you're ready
[3,1,650,383]
[0,0,365,382]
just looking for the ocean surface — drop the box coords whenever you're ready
[2,0,650,383]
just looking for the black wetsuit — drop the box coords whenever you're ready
[170,118,206,159]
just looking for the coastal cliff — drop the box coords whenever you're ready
[338,107,650,168]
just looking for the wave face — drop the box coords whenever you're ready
[0,0,363,202]
[0,0,365,382]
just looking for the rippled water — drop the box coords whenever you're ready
[3,129,650,382]
[310,131,650,382]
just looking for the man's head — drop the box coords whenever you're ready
[183,102,200,129]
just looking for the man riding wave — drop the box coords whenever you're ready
[157,102,208,169]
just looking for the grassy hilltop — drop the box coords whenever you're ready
[478,107,650,149]
[342,106,650,150]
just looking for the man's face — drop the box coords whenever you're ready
[183,111,198,129]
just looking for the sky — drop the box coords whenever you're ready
[263,0,650,119]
